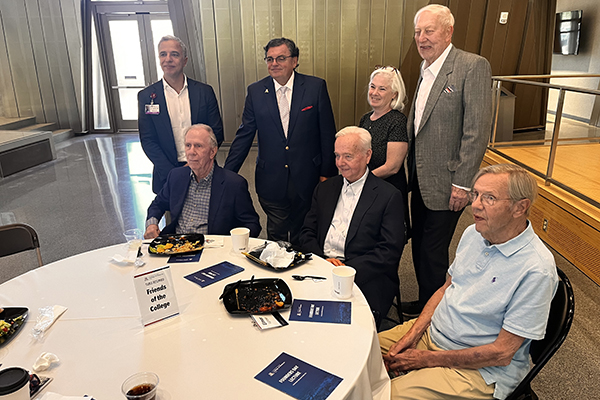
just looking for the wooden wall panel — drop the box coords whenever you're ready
[383,1,403,67]
[2,1,40,120]
[62,0,83,130]
[197,0,219,101]
[324,0,342,128]
[0,11,19,117]
[0,0,82,131]
[354,0,372,120]
[173,0,555,141]
[25,0,58,125]
[180,0,419,141]
[338,0,358,129]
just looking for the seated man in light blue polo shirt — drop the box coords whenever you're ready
[379,164,559,400]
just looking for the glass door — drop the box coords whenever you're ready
[95,7,173,131]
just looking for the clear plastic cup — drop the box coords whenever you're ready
[121,372,159,400]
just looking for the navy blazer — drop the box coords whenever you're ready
[146,165,261,238]
[300,173,405,314]
[224,72,337,202]
[138,78,224,193]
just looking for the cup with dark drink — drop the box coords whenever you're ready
[121,372,159,400]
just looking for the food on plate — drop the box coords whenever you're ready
[150,236,203,254]
[0,314,25,344]
[238,286,287,313]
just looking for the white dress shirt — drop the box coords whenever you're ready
[414,43,453,134]
[273,72,295,107]
[163,75,192,162]
[323,168,369,260]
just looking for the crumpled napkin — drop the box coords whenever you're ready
[33,352,60,372]
[259,242,295,269]
[32,305,67,340]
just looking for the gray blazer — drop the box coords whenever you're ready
[407,46,492,211]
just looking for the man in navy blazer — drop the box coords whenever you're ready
[138,35,224,194]
[224,38,337,245]
[144,124,260,239]
[300,127,405,323]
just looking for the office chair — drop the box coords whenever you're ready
[0,223,43,267]
[505,267,575,400]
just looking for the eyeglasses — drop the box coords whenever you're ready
[374,65,399,74]
[468,190,512,207]
[264,55,294,64]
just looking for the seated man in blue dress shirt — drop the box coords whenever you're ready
[144,124,261,239]
[379,164,559,400]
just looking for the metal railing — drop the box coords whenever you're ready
[490,74,600,209]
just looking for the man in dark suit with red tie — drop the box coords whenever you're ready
[138,35,224,194]
[224,38,337,245]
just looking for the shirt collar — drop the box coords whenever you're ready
[487,220,535,257]
[163,74,188,93]
[190,163,214,184]
[273,71,295,92]
[422,43,453,79]
[343,167,369,192]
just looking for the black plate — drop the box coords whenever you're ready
[220,278,293,314]
[244,241,312,270]
[148,233,205,255]
[0,307,28,348]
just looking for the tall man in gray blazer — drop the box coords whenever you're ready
[404,4,492,317]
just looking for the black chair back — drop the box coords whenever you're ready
[506,267,575,400]
[0,223,43,266]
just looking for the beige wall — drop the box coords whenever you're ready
[178,0,427,142]
[549,0,600,122]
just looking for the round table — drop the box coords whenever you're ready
[0,237,390,399]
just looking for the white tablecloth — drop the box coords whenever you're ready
[0,237,390,399]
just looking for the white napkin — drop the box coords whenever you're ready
[259,242,294,269]
[33,352,60,372]
[204,237,224,248]
[39,393,91,400]
[32,305,67,339]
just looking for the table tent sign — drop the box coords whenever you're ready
[133,265,180,326]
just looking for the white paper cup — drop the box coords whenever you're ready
[332,266,356,299]
[0,367,30,400]
[230,227,250,253]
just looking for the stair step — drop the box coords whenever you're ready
[53,129,74,143]
[0,116,36,130]
[17,122,58,132]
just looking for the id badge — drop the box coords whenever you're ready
[145,104,160,115]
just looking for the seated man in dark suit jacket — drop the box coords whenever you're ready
[144,124,261,239]
[300,126,405,322]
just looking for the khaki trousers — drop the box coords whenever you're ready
[378,319,495,400]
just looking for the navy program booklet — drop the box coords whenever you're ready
[183,261,244,288]
[255,352,343,400]
[288,299,351,324]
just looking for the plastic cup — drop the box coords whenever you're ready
[332,266,356,299]
[230,227,250,253]
[121,372,159,400]
[124,229,143,249]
